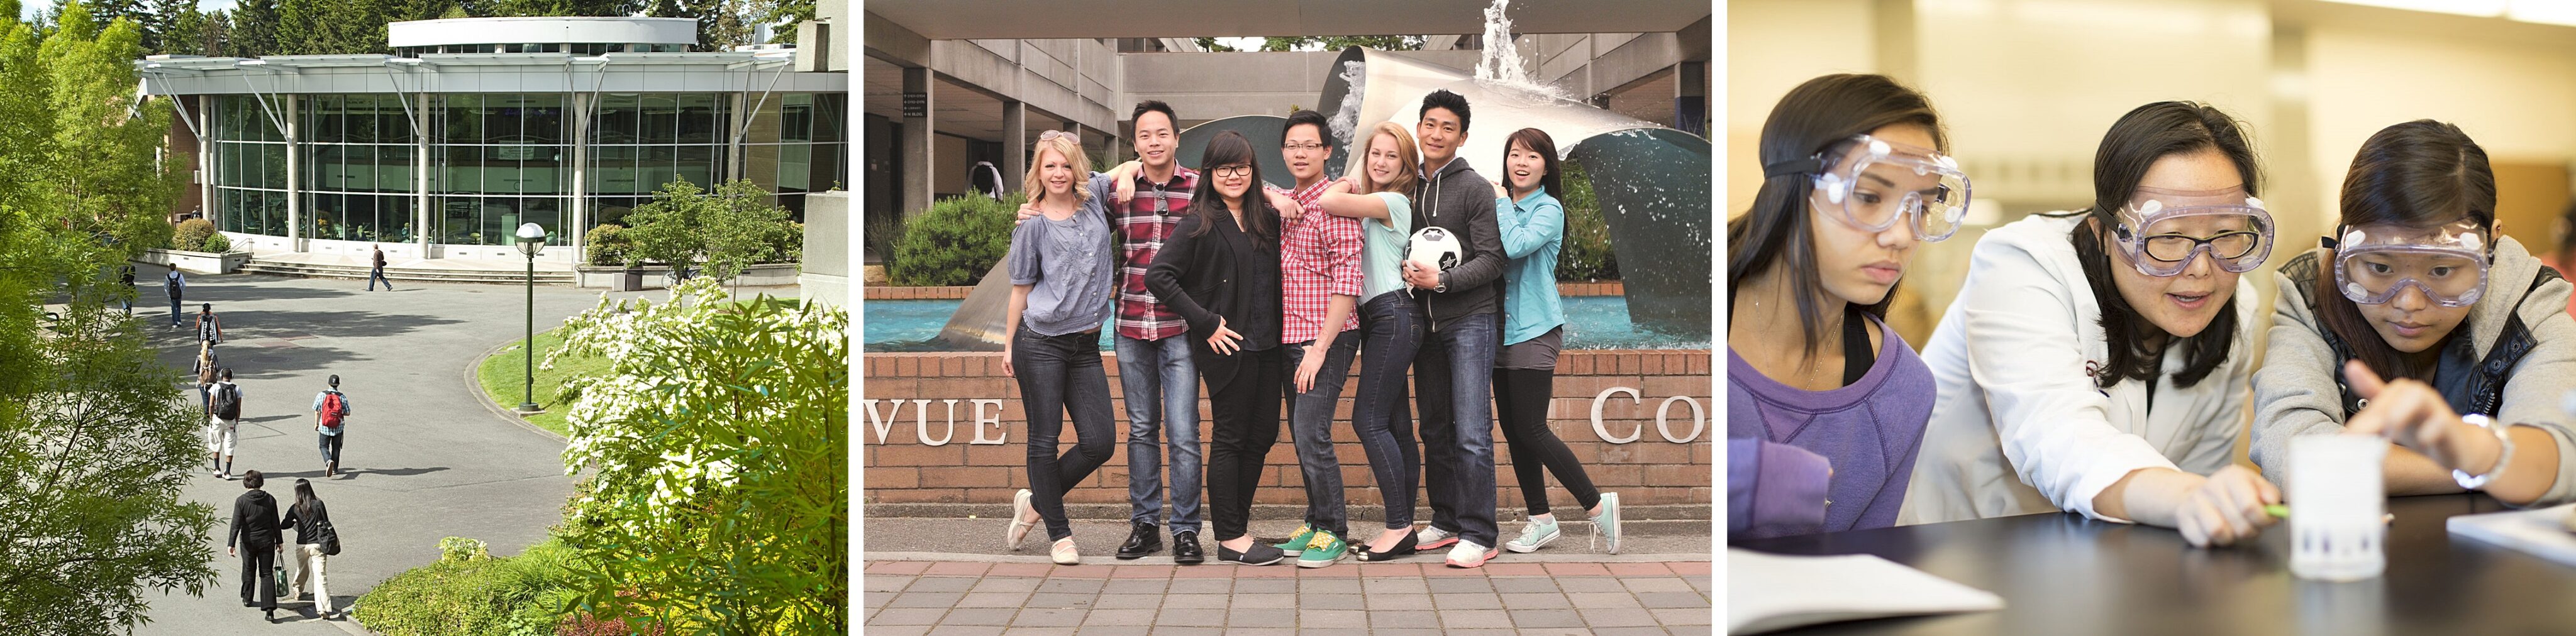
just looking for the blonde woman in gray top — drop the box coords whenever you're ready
[999,131,1119,566]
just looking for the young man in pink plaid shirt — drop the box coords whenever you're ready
[1263,109,1368,567]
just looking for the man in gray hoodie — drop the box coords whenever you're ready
[1398,89,1511,568]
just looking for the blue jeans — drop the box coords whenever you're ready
[367,267,394,290]
[319,430,345,464]
[1014,327,1118,542]
[1417,310,1500,548]
[169,298,183,326]
[1353,291,1424,530]
[1284,331,1361,539]
[1114,333,1201,535]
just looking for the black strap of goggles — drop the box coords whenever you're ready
[1762,158,1823,178]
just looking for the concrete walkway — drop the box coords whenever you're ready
[131,265,791,633]
[863,517,1715,634]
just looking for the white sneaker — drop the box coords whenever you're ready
[1589,492,1623,555]
[1445,539,1497,568]
[1050,537,1080,565]
[1415,525,1459,551]
[1502,518,1559,553]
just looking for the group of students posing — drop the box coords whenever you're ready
[999,90,1623,569]
[1729,74,2576,546]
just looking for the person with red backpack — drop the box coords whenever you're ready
[208,368,244,479]
[312,375,352,478]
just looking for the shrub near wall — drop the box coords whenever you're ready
[355,539,586,636]
[889,194,1019,287]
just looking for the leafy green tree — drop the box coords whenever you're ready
[545,279,847,635]
[154,0,202,55]
[758,0,809,44]
[0,3,219,635]
[487,0,640,17]
[621,176,799,293]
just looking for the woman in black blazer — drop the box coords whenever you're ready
[1146,131,1287,566]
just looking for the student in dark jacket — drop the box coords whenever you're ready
[1146,131,1289,567]
[226,470,285,622]
[1399,89,1511,569]
[280,479,338,618]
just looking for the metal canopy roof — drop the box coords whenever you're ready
[867,0,1709,40]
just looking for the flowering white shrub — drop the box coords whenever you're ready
[543,278,847,633]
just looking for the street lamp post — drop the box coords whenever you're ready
[514,222,548,414]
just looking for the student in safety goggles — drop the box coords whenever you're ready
[2252,119,2576,508]
[2108,187,2274,277]
[1767,133,1972,242]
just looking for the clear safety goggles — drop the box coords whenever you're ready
[2329,219,2492,307]
[1764,134,1972,241]
[2109,187,2274,277]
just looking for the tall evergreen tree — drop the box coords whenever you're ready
[226,0,275,56]
[158,2,201,55]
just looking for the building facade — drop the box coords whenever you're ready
[141,16,850,263]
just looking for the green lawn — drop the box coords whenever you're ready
[475,329,608,438]
[474,296,801,438]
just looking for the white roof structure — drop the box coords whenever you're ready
[135,51,839,96]
[389,16,697,48]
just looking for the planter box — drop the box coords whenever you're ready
[577,262,801,290]
[136,248,252,275]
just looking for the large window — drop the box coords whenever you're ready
[742,92,848,220]
[211,95,289,237]
[433,94,569,245]
[301,94,418,243]
[586,92,730,228]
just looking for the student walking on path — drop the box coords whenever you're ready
[209,368,244,479]
[279,479,341,618]
[196,303,226,348]
[313,375,352,478]
[367,245,396,291]
[164,269,187,327]
[226,471,285,623]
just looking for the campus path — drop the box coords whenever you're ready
[129,266,784,634]
[864,517,1716,633]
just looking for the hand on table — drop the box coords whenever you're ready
[2175,464,2281,548]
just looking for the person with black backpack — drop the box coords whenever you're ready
[163,268,186,328]
[209,368,244,479]
[195,303,226,348]
[312,375,352,478]
[279,478,341,619]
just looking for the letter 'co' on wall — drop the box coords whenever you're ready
[861,388,1706,446]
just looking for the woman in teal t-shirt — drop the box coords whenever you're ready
[1485,128,1617,554]
[1318,121,1428,561]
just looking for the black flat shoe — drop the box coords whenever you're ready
[1117,522,1162,560]
[1358,530,1419,561]
[1173,530,1204,564]
[1217,542,1285,566]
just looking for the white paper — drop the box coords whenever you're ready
[1726,548,2006,634]
[2446,503,2576,567]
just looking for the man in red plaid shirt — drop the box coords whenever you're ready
[1264,109,1367,567]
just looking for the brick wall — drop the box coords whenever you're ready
[860,349,1714,513]
[866,282,1622,301]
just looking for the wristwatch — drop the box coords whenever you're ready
[2453,414,2516,490]
[1433,272,1448,294]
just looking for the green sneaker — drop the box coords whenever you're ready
[1274,524,1315,557]
[1296,530,1347,568]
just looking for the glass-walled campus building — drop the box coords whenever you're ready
[140,16,848,263]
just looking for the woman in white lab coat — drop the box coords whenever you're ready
[1903,101,2282,547]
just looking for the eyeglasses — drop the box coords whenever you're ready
[1208,164,1253,178]
[1282,142,1326,152]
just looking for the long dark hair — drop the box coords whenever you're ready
[2316,119,2495,381]
[2065,101,2260,389]
[1726,74,1945,354]
[1502,128,1563,199]
[293,479,321,518]
[1185,131,1279,247]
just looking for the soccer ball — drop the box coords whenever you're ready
[1407,227,1463,271]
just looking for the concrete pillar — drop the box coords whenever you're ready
[900,65,933,219]
[284,94,301,250]
[569,91,589,256]
[197,96,214,227]
[416,92,433,256]
[1001,100,1026,196]
[1675,60,1708,138]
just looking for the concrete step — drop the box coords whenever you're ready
[238,260,575,285]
